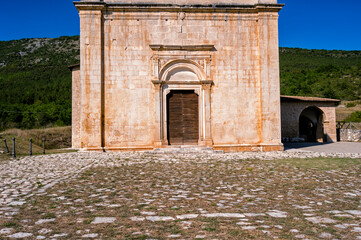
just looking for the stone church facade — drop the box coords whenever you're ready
[72,0,285,152]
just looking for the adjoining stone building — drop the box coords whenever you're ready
[280,96,339,143]
[71,0,285,152]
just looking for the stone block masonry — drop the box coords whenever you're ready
[72,0,284,152]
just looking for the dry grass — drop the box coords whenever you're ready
[0,126,72,161]
[1,156,360,239]
[336,100,361,121]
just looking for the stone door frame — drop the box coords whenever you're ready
[150,45,214,147]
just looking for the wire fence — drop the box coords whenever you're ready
[1,137,47,158]
[336,121,361,130]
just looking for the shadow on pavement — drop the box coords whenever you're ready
[284,142,332,151]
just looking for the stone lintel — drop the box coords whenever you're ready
[152,80,213,86]
[150,45,215,52]
[74,2,284,13]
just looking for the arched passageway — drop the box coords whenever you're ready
[299,107,325,142]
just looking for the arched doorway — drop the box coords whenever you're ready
[152,57,213,147]
[162,63,202,146]
[299,107,324,142]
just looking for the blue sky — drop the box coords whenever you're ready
[0,0,360,50]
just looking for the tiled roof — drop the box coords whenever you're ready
[281,95,340,103]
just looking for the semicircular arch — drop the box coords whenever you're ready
[298,106,325,142]
[298,106,325,124]
[159,60,205,82]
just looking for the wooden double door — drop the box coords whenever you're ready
[167,90,199,145]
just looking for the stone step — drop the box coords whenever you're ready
[152,146,223,154]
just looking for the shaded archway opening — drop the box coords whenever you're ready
[299,107,324,142]
[166,90,199,145]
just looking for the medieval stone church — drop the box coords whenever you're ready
[71,0,338,152]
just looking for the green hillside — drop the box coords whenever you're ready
[280,48,361,100]
[0,35,361,130]
[0,36,79,130]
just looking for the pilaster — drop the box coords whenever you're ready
[152,80,163,148]
[258,11,282,145]
[79,8,104,150]
[201,81,213,146]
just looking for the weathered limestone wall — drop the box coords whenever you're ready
[75,1,284,151]
[102,14,157,150]
[71,66,81,148]
[281,102,337,142]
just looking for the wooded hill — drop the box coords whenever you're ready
[0,36,79,130]
[280,48,361,100]
[1,35,361,130]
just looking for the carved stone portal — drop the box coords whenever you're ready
[151,45,213,147]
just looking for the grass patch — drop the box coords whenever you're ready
[2,222,19,228]
[275,158,361,170]
[43,213,56,219]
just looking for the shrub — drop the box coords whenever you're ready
[344,111,361,122]
[346,102,357,108]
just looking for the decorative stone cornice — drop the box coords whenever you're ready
[255,4,284,12]
[104,12,261,21]
[74,2,106,11]
[74,2,283,13]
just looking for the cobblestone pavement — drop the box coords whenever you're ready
[0,153,101,207]
[0,151,361,239]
